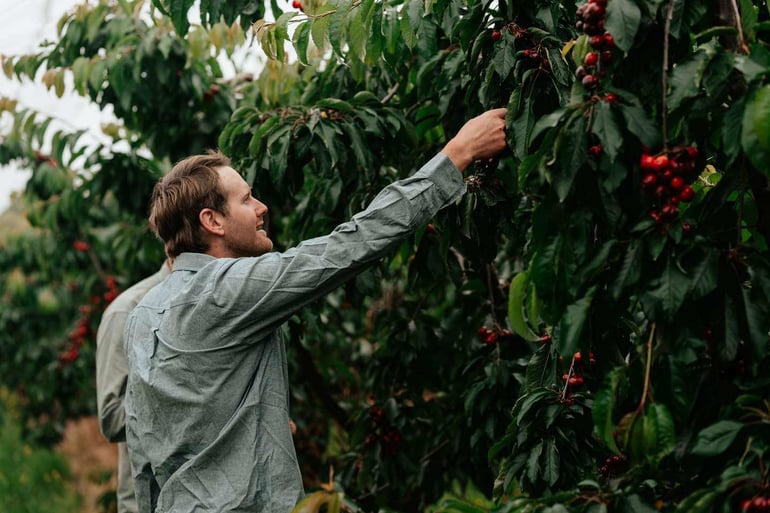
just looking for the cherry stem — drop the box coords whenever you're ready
[561,354,576,401]
[728,0,749,53]
[485,263,498,326]
[636,323,656,414]
[661,0,676,152]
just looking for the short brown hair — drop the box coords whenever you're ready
[149,151,232,258]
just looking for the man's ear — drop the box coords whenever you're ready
[199,208,225,237]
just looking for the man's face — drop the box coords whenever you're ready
[216,166,273,258]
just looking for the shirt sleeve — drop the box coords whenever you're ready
[95,308,130,442]
[171,153,465,347]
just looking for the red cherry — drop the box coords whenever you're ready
[582,74,598,89]
[600,50,613,63]
[539,333,551,344]
[661,204,679,217]
[661,169,673,182]
[568,377,579,386]
[484,333,498,345]
[679,186,695,202]
[73,240,90,252]
[682,222,692,232]
[650,210,663,224]
[604,92,618,104]
[686,146,699,160]
[603,33,614,47]
[575,66,587,80]
[491,30,502,42]
[562,373,569,383]
[655,185,668,198]
[589,144,603,157]
[584,52,599,67]
[292,0,303,8]
[652,155,670,173]
[670,176,685,190]
[642,173,657,188]
[589,35,604,48]
[640,154,656,171]
[574,352,582,363]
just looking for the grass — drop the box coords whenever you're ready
[0,389,81,513]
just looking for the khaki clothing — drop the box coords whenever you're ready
[96,264,170,513]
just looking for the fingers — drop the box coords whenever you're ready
[441,108,510,172]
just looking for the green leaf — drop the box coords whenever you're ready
[274,11,297,42]
[248,116,280,156]
[556,287,595,357]
[347,8,366,62]
[611,240,642,299]
[617,92,661,148]
[740,283,770,360]
[553,111,587,201]
[399,11,416,49]
[686,248,719,299]
[364,2,383,65]
[170,0,194,36]
[644,256,690,320]
[525,344,552,391]
[546,47,572,88]
[645,403,676,466]
[292,21,311,66]
[508,271,542,342]
[722,96,745,164]
[591,101,622,163]
[592,366,625,454]
[668,52,708,112]
[492,35,517,79]
[604,0,641,52]
[512,388,552,425]
[543,438,559,486]
[310,6,334,51]
[690,420,744,456]
[526,440,543,485]
[622,494,658,513]
[750,85,770,154]
[72,57,90,96]
[742,87,770,173]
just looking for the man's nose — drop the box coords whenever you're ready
[254,199,268,216]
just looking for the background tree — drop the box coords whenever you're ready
[1,0,769,512]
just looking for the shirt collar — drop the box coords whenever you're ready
[172,252,219,272]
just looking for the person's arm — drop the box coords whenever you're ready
[96,308,130,442]
[167,109,509,347]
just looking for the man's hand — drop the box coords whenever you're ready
[441,108,508,173]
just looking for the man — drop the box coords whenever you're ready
[96,261,171,513]
[124,108,508,513]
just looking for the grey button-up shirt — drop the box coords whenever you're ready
[124,153,466,513]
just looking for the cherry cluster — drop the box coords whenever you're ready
[560,351,595,387]
[742,496,770,512]
[363,405,403,456]
[574,0,614,91]
[599,454,626,477]
[490,23,549,71]
[639,146,698,223]
[477,325,515,345]
[59,275,120,366]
